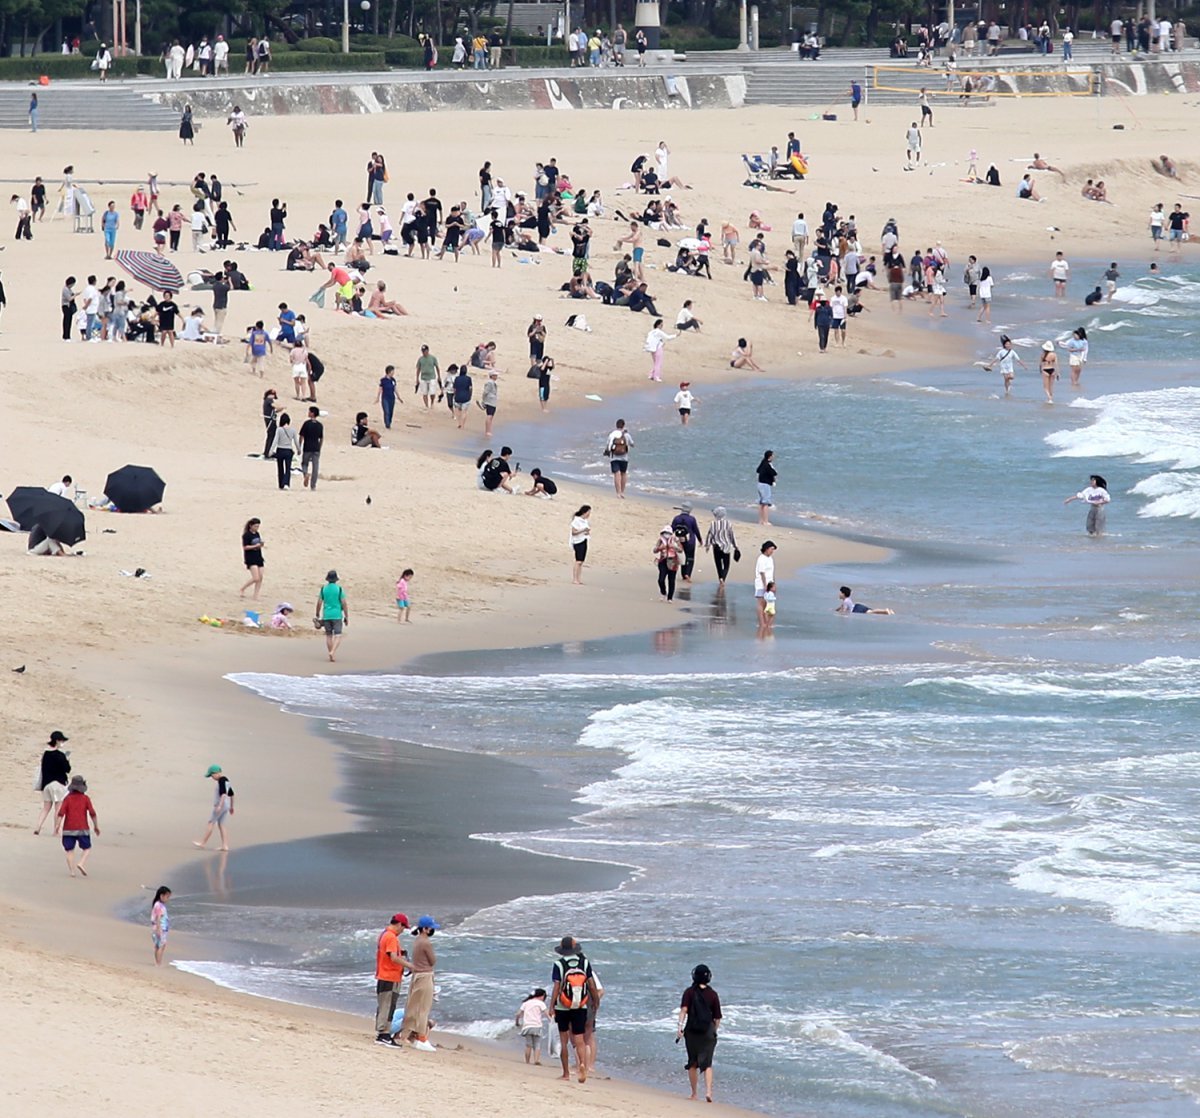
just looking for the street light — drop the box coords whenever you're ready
[344,0,371,53]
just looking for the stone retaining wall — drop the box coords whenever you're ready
[144,72,747,117]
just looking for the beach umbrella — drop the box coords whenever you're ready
[114,249,184,293]
[104,464,165,513]
[5,487,85,545]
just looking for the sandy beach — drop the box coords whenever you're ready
[2,91,1197,1113]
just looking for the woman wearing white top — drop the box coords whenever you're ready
[570,505,591,584]
[1058,327,1088,387]
[975,266,994,323]
[644,319,676,382]
[1064,474,1110,537]
[985,335,1025,396]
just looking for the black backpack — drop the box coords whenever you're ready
[686,986,714,1033]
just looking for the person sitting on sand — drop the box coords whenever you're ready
[730,338,763,371]
[270,603,295,629]
[1092,180,1109,203]
[351,412,382,448]
[1017,175,1042,202]
[179,306,217,342]
[985,164,1001,187]
[346,238,372,272]
[367,280,408,316]
[27,525,71,556]
[836,586,894,615]
[748,210,772,232]
[1081,179,1098,200]
[286,241,326,272]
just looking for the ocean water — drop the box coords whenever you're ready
[167,264,1200,1117]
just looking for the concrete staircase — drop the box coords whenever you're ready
[0,83,179,130]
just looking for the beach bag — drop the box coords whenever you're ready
[673,522,690,543]
[526,363,541,379]
[556,954,590,1010]
[686,988,714,1033]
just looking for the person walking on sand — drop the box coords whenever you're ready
[516,989,549,1065]
[481,369,499,438]
[316,570,349,661]
[57,775,99,877]
[756,450,777,525]
[644,319,675,381]
[605,419,633,498]
[654,526,682,602]
[678,964,721,1104]
[400,915,440,1052]
[374,912,411,1046]
[704,507,739,589]
[193,764,234,850]
[34,730,71,835]
[570,505,591,584]
[617,220,645,281]
[240,518,265,597]
[1039,341,1059,403]
[754,541,777,627]
[101,201,118,259]
[671,501,702,582]
[151,886,172,965]
[1064,474,1111,536]
[414,344,442,410]
[299,406,323,490]
[905,122,922,167]
[269,413,299,489]
[550,935,600,1083]
[395,568,414,623]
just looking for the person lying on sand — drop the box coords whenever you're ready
[1028,153,1066,179]
[1153,154,1179,179]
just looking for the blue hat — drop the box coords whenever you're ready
[417,915,441,930]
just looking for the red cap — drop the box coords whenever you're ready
[391,913,409,927]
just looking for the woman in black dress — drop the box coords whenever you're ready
[240,518,264,599]
[179,104,194,145]
[784,250,801,306]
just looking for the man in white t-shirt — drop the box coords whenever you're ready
[1109,18,1123,54]
[754,541,776,624]
[81,276,100,339]
[213,35,230,74]
[829,287,849,345]
[604,419,634,498]
[48,475,72,498]
[1049,252,1070,298]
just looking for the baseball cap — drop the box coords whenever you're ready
[416,915,441,930]
[391,913,410,927]
[49,730,69,743]
[204,764,222,776]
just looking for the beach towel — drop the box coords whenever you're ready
[309,288,326,309]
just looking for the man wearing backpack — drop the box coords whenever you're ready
[604,419,634,498]
[549,935,600,1083]
[677,963,722,1103]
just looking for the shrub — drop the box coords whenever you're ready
[300,36,340,53]
[266,50,387,72]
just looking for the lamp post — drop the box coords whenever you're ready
[343,0,351,53]
[738,0,749,50]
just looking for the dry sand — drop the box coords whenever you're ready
[0,94,1195,1115]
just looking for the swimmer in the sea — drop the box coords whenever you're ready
[835,586,894,615]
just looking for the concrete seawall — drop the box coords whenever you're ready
[142,70,748,116]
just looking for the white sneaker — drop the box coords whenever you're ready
[411,1039,437,1053]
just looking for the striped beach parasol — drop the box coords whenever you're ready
[114,249,184,293]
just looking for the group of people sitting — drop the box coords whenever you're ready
[1081,179,1111,203]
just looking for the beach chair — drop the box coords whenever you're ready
[741,154,770,185]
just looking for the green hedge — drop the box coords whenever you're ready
[0,55,156,79]
[266,50,387,72]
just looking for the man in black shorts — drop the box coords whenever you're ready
[549,935,600,1083]
[604,419,633,498]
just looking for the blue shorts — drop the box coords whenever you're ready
[632,247,644,263]
[1169,229,1184,241]
[62,834,92,851]
[396,599,410,609]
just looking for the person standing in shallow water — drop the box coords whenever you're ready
[678,963,721,1103]
[1064,474,1110,537]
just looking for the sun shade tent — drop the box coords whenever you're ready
[115,249,185,292]
[104,465,165,513]
[5,487,86,546]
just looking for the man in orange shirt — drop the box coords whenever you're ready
[375,913,411,1045]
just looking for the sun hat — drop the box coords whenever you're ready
[416,915,441,930]
[391,913,410,927]
[68,776,87,792]
[555,935,577,954]
[680,501,693,513]
[276,602,294,612]
[1042,340,1054,352]
[326,569,339,581]
[49,730,69,743]
[661,525,673,534]
[205,764,222,776]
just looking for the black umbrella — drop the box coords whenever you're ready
[104,465,165,513]
[5,487,86,546]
